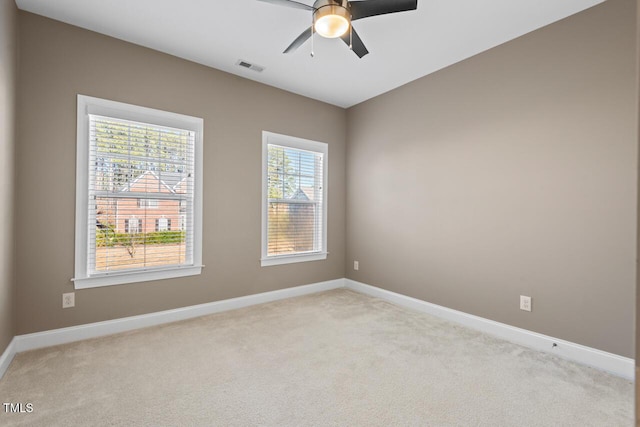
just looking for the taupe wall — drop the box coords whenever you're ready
[14,12,346,334]
[346,0,637,357]
[0,0,16,351]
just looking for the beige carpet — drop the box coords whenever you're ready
[0,289,633,426]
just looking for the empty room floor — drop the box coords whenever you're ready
[0,289,632,426]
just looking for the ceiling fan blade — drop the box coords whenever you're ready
[349,0,417,21]
[284,27,313,53]
[257,0,314,11]
[340,27,369,58]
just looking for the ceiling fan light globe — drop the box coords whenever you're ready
[314,5,350,38]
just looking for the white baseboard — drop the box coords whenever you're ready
[11,278,344,356]
[345,279,634,380]
[0,337,16,380]
[1,277,633,382]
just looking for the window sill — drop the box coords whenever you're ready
[261,252,327,267]
[73,265,203,289]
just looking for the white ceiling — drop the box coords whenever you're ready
[16,0,604,108]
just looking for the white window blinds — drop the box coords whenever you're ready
[262,132,328,266]
[88,115,195,274]
[75,95,203,288]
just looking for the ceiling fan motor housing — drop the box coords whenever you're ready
[313,0,351,38]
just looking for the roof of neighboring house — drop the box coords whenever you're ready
[158,171,187,191]
[121,170,187,193]
[300,186,316,200]
[292,188,310,200]
[171,175,188,192]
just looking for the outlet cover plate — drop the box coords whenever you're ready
[63,292,75,308]
[520,295,531,312]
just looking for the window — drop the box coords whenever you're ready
[156,217,170,232]
[261,131,328,266]
[137,198,158,208]
[74,95,203,288]
[124,218,142,234]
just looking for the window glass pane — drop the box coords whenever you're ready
[265,141,325,259]
[89,115,193,274]
[267,202,317,256]
[93,196,187,272]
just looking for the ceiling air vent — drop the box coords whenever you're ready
[236,60,265,73]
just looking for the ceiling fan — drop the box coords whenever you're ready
[258,0,418,58]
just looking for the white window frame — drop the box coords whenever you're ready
[74,95,204,289]
[261,131,328,267]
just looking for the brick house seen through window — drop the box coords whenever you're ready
[96,171,186,234]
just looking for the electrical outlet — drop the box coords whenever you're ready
[354,260,359,271]
[520,295,531,312]
[62,292,75,309]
